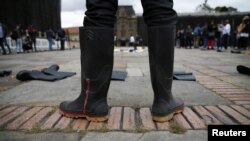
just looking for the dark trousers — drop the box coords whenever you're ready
[83,0,177,27]
[222,34,229,49]
[60,40,65,50]
[0,38,7,54]
[31,38,37,51]
[3,38,11,53]
[238,37,248,50]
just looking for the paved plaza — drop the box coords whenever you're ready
[0,47,250,141]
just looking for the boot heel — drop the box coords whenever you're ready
[86,115,108,122]
[153,107,184,122]
[175,108,184,113]
[59,109,86,118]
[59,109,108,122]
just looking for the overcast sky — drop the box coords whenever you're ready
[61,0,250,27]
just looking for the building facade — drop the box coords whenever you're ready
[0,0,61,32]
[63,27,80,48]
[115,6,138,46]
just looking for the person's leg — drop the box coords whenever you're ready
[60,40,65,50]
[208,39,212,49]
[48,38,53,50]
[188,37,192,48]
[84,0,118,27]
[59,0,117,121]
[15,40,19,53]
[33,38,37,51]
[241,37,247,50]
[134,42,137,50]
[224,34,228,50]
[204,37,208,49]
[197,36,200,48]
[141,0,177,26]
[238,37,242,50]
[3,38,11,53]
[216,37,220,50]
[0,38,7,55]
[17,38,22,53]
[194,36,198,48]
[141,0,184,122]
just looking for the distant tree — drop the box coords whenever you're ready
[195,0,214,13]
[214,6,238,13]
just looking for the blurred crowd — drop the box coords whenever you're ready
[0,23,67,55]
[175,15,250,52]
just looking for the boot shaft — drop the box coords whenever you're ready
[148,26,184,119]
[79,27,114,99]
[147,25,176,100]
[59,27,115,118]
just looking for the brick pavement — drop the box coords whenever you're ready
[0,104,249,132]
[187,64,250,109]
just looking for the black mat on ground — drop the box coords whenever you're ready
[16,64,76,81]
[0,70,12,77]
[237,65,250,76]
[111,71,127,81]
[173,71,196,81]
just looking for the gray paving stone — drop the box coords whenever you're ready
[126,68,143,76]
[0,49,236,107]
[81,131,207,141]
[0,132,81,141]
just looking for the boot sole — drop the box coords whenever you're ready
[152,107,184,122]
[59,109,108,122]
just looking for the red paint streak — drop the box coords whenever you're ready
[83,79,91,115]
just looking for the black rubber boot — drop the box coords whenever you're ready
[59,27,114,121]
[148,25,184,122]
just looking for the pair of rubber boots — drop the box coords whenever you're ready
[59,26,184,122]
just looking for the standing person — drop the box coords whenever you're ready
[222,20,231,50]
[175,26,181,48]
[201,23,208,49]
[114,35,117,46]
[237,16,250,51]
[193,24,201,48]
[179,24,185,48]
[0,22,12,54]
[59,0,184,122]
[57,28,66,50]
[46,29,54,51]
[134,34,140,50]
[129,34,135,50]
[185,25,193,49]
[2,28,12,54]
[28,25,38,52]
[0,22,7,55]
[207,21,216,49]
[216,22,224,51]
[11,25,22,53]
